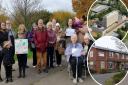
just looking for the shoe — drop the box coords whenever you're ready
[10,78,13,82]
[22,75,26,78]
[43,69,48,73]
[78,78,83,83]
[59,65,62,67]
[33,66,36,68]
[18,75,22,78]
[0,77,3,82]
[5,79,9,83]
[38,69,41,74]
[26,66,29,68]
[12,68,16,71]
[73,79,77,84]
[50,66,54,68]
[55,64,58,67]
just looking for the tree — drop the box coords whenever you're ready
[123,0,128,7]
[72,0,128,18]
[11,0,41,29]
[72,0,94,18]
[0,1,9,22]
[51,11,74,28]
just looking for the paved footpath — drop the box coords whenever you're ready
[0,59,128,85]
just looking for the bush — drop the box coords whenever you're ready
[112,71,126,84]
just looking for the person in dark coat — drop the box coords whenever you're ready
[27,23,37,68]
[82,34,93,75]
[6,20,15,71]
[0,22,3,82]
[0,22,13,83]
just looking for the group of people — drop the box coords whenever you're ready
[0,15,93,84]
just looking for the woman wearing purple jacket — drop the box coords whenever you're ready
[47,22,57,69]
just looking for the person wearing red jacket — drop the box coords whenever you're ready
[34,19,48,73]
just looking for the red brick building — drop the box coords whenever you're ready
[88,46,128,73]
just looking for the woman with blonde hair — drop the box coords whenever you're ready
[17,24,27,78]
[47,21,56,68]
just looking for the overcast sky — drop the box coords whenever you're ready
[1,0,73,13]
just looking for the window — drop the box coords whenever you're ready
[126,55,128,60]
[100,61,105,69]
[90,51,93,57]
[109,52,113,58]
[89,61,94,69]
[108,62,113,69]
[122,54,124,59]
[116,53,119,59]
[89,61,94,65]
[98,51,104,57]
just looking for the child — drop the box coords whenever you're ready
[3,41,13,83]
[17,24,27,78]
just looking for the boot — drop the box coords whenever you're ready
[22,68,26,78]
[5,78,9,83]
[0,76,3,82]
[18,67,22,78]
[0,70,3,82]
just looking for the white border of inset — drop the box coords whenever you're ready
[87,0,128,42]
[87,36,128,85]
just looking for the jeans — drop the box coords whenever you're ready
[47,46,54,67]
[32,48,37,66]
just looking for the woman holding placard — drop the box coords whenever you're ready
[65,19,76,46]
[17,24,27,78]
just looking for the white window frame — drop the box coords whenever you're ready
[90,51,93,57]
[98,51,104,57]
[100,61,105,69]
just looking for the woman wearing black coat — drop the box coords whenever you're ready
[0,22,13,83]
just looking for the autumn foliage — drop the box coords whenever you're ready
[72,0,128,18]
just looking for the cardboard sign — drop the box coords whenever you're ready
[15,39,28,54]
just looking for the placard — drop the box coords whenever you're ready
[15,39,28,54]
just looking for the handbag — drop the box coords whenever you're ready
[58,47,65,55]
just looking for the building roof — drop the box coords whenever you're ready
[91,5,110,13]
[93,36,128,54]
[93,45,128,54]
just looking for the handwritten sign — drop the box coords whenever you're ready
[66,28,76,36]
[15,39,28,54]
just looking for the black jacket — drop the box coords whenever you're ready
[0,30,13,65]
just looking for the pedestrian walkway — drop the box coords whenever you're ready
[0,59,128,85]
